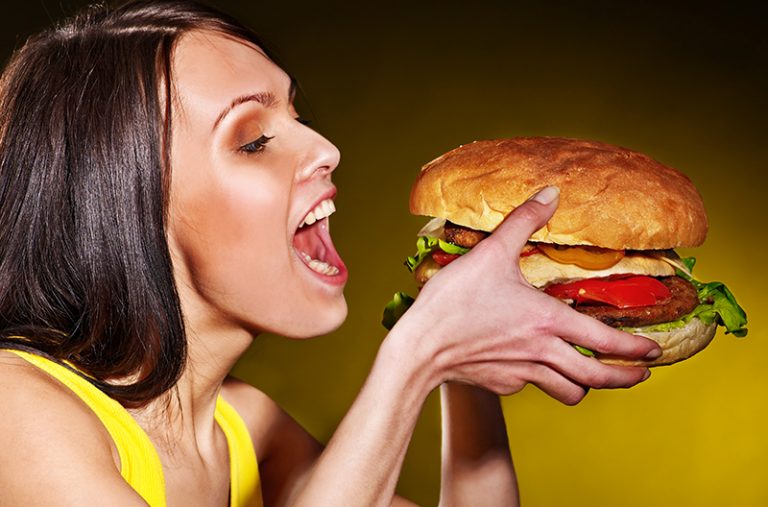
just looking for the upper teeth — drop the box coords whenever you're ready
[300,199,335,227]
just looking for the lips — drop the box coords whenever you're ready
[292,193,347,282]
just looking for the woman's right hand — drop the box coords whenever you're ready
[286,187,661,507]
[390,186,661,405]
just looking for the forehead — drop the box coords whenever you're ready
[171,30,290,121]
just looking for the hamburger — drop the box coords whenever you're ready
[383,137,747,366]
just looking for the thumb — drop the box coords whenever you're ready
[488,186,560,254]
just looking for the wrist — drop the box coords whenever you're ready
[377,320,443,402]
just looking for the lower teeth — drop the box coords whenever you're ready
[299,251,340,276]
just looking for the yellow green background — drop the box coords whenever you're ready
[4,1,766,505]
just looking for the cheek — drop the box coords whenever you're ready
[171,167,290,310]
[194,177,285,255]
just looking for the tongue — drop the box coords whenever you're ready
[293,222,326,261]
[293,218,344,267]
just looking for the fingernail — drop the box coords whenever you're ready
[529,185,560,205]
[641,369,651,382]
[644,347,662,360]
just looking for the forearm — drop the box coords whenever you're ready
[288,329,435,507]
[439,383,518,507]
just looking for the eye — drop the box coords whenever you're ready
[239,134,274,154]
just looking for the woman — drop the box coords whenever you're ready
[0,1,660,505]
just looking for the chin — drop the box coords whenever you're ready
[312,297,348,336]
[284,295,348,339]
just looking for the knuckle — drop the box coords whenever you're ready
[472,238,505,260]
[529,299,561,334]
[522,335,551,362]
[583,368,610,389]
[511,203,544,224]
[589,333,612,353]
[562,387,587,406]
[520,361,543,382]
[533,301,556,325]
[499,379,526,396]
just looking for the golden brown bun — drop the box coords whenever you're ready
[598,318,717,367]
[410,137,708,250]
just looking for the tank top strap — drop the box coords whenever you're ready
[214,396,263,507]
[5,349,167,506]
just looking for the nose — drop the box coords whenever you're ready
[295,130,341,182]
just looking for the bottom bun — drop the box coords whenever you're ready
[597,318,717,367]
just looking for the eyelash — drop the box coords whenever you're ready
[239,134,274,154]
[237,118,310,154]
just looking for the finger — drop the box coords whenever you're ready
[522,362,587,406]
[483,186,560,255]
[544,337,652,390]
[552,307,662,360]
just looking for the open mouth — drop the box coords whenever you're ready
[292,197,347,280]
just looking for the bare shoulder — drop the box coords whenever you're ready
[221,377,323,505]
[220,376,281,428]
[0,350,145,505]
[0,350,115,452]
[220,376,322,459]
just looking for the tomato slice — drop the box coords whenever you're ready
[432,251,462,266]
[433,244,541,266]
[521,244,540,258]
[544,275,671,308]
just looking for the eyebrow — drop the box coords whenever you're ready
[212,77,298,131]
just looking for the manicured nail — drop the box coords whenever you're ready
[529,185,560,205]
[641,369,651,382]
[644,347,662,360]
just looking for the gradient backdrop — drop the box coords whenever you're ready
[2,1,766,505]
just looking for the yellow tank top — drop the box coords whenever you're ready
[7,349,263,507]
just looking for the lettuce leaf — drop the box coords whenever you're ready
[382,292,415,330]
[405,236,469,272]
[574,345,596,357]
[385,236,468,330]
[628,256,748,337]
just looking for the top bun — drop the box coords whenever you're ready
[410,137,708,250]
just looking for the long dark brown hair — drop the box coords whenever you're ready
[0,0,266,407]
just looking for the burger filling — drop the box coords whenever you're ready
[384,220,747,340]
[435,222,699,328]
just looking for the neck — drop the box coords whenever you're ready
[129,300,255,452]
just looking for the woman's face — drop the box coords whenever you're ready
[168,30,347,339]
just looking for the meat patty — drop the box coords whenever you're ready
[573,276,700,328]
[444,221,488,248]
